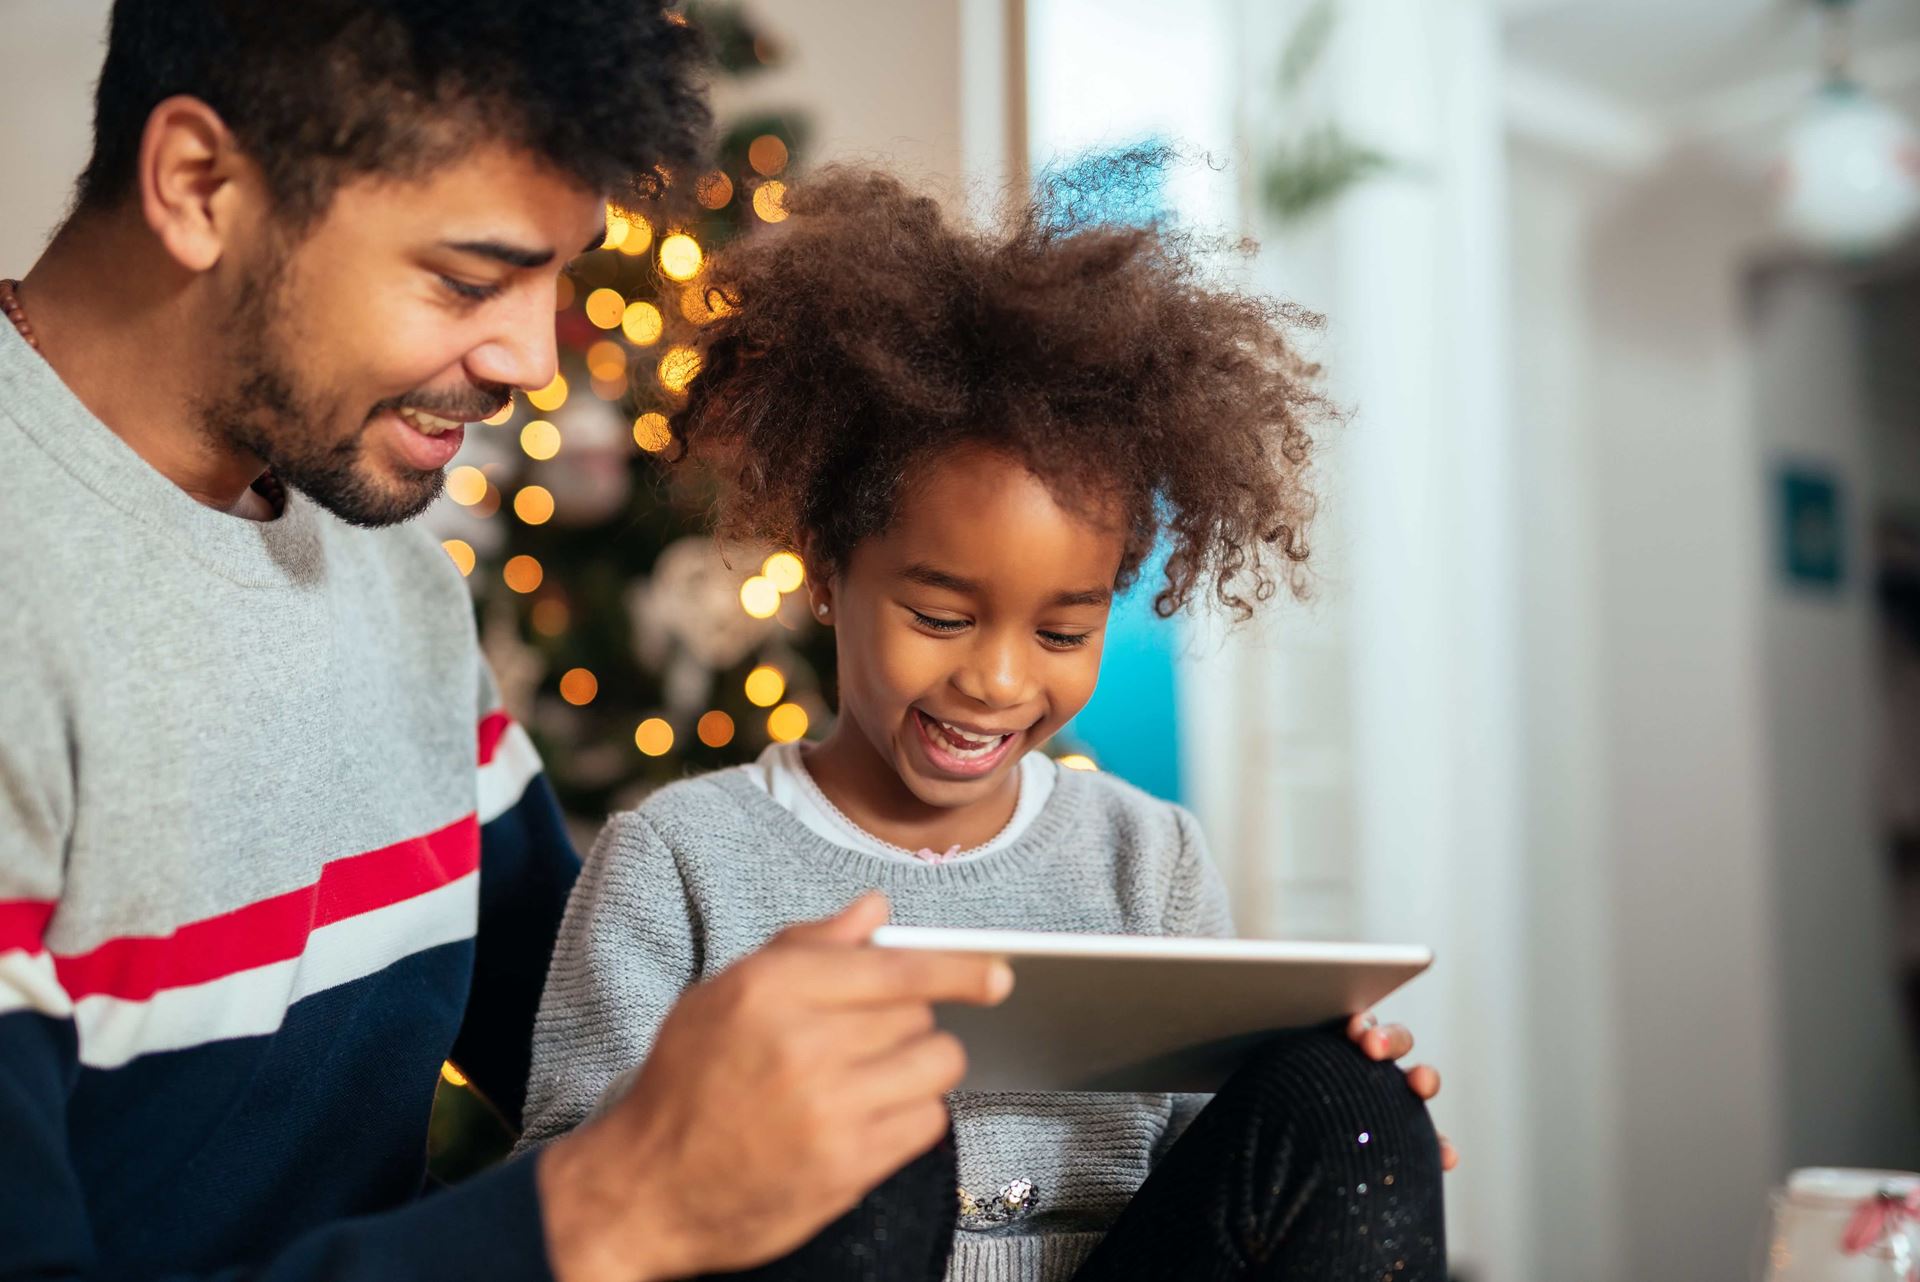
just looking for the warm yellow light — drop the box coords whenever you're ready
[530,597,571,637]
[743,665,787,708]
[762,552,805,594]
[585,287,626,329]
[520,419,561,460]
[528,373,569,412]
[1058,754,1099,772]
[441,539,476,577]
[696,171,735,209]
[447,465,488,506]
[658,344,701,393]
[471,486,501,519]
[586,340,628,382]
[622,300,664,346]
[739,575,781,619]
[441,1061,469,1088]
[559,667,599,706]
[633,412,672,453]
[635,717,675,757]
[697,710,736,748]
[752,180,789,224]
[590,374,628,402]
[482,400,515,426]
[748,134,790,177]
[768,702,810,743]
[659,233,703,281]
[513,485,555,526]
[503,554,544,594]
[616,214,654,258]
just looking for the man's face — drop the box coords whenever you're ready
[202,143,605,527]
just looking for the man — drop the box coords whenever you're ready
[0,4,1008,1279]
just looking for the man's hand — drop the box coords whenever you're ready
[537,892,1011,1282]
[1346,1010,1458,1171]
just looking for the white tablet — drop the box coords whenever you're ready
[870,926,1432,1093]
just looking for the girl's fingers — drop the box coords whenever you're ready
[1439,1133,1460,1172]
[1346,1011,1378,1042]
[1369,1023,1415,1061]
[1404,1063,1441,1100]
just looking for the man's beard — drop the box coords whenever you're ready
[197,266,487,529]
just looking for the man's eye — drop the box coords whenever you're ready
[911,611,968,633]
[439,275,501,303]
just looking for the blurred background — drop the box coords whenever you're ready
[7,0,1920,1277]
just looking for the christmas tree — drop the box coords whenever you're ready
[424,1,825,1177]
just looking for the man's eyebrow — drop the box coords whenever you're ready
[900,564,982,595]
[441,240,559,269]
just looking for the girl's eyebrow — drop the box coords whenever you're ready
[899,563,1110,609]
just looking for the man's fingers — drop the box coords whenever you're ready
[1404,1063,1441,1100]
[774,946,1013,1010]
[770,892,892,949]
[839,1031,970,1115]
[849,1100,952,1194]
[809,1003,940,1064]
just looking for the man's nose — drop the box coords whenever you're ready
[465,283,560,395]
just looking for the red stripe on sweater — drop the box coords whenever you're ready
[478,709,512,766]
[50,814,480,1002]
[0,900,56,955]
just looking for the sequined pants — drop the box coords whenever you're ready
[710,1026,1447,1281]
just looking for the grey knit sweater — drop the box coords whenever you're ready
[520,762,1234,1282]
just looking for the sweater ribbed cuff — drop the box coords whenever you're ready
[946,1230,1104,1282]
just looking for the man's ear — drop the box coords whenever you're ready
[137,95,261,274]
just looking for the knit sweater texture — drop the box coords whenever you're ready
[521,763,1234,1282]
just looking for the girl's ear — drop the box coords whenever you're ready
[799,539,834,627]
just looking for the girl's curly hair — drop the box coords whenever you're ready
[668,158,1330,619]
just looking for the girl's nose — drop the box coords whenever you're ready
[953,634,1032,709]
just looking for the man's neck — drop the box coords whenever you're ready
[21,213,276,520]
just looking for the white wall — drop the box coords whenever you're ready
[0,0,112,271]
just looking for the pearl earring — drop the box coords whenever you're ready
[815,603,829,618]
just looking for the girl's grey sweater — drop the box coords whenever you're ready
[520,764,1234,1282]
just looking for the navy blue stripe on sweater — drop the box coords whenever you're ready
[0,774,579,1282]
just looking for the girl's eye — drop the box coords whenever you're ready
[439,275,502,303]
[1040,631,1093,649]
[911,610,969,633]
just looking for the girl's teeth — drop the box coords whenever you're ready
[928,715,1009,759]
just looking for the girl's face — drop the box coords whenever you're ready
[811,446,1126,815]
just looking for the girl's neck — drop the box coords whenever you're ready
[801,724,1022,853]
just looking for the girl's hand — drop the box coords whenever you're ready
[1346,1011,1460,1171]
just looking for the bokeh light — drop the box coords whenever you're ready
[528,373,568,412]
[513,485,555,526]
[633,412,672,453]
[622,300,664,346]
[482,401,515,426]
[768,703,810,743]
[635,717,675,757]
[1058,754,1099,772]
[503,554,544,594]
[585,287,626,329]
[447,466,488,506]
[744,665,787,708]
[697,710,736,748]
[739,575,781,619]
[659,233,703,281]
[696,171,735,209]
[530,597,571,637]
[441,1061,469,1088]
[763,552,806,593]
[520,419,561,460]
[558,667,599,706]
[603,204,630,250]
[441,539,476,577]
[658,344,702,393]
[616,213,654,258]
[586,340,628,381]
[748,134,790,177]
[752,181,789,224]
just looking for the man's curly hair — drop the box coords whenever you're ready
[670,161,1329,619]
[77,0,710,224]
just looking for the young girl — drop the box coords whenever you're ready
[520,165,1449,1281]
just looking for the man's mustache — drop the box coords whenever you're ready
[371,383,513,423]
